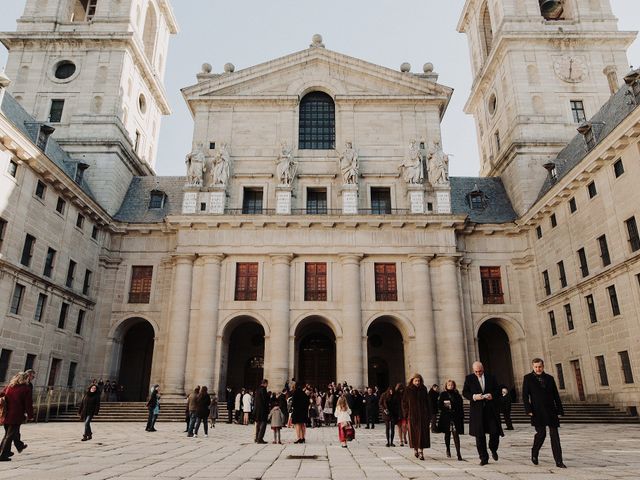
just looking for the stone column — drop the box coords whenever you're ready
[269,254,293,390]
[340,254,364,388]
[162,254,196,397]
[432,256,467,384]
[409,255,438,385]
[193,254,224,388]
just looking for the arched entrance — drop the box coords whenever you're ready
[478,320,515,390]
[295,317,336,389]
[117,319,155,401]
[367,318,406,389]
[223,318,265,391]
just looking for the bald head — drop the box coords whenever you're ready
[472,361,484,378]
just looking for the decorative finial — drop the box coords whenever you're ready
[310,34,325,48]
[400,62,411,73]
[201,63,212,74]
[423,63,434,74]
[224,63,235,73]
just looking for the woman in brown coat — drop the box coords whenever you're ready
[402,373,431,460]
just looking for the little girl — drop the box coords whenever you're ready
[334,395,352,448]
[268,403,285,444]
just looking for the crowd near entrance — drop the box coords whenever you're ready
[117,318,154,401]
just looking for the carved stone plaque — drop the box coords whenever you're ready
[436,190,451,214]
[409,190,425,214]
[341,186,358,214]
[182,192,198,214]
[276,190,292,215]
[208,191,225,214]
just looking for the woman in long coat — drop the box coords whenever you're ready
[0,372,34,461]
[437,379,464,460]
[291,383,309,443]
[194,386,211,437]
[79,384,101,441]
[402,373,431,460]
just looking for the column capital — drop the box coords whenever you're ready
[408,254,435,265]
[430,254,462,267]
[269,253,295,265]
[171,254,197,265]
[338,253,364,265]
[200,254,225,265]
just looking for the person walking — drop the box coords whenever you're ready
[438,379,464,461]
[254,379,269,443]
[364,387,378,429]
[79,384,101,441]
[402,373,431,460]
[145,384,160,432]
[186,386,200,437]
[394,383,408,446]
[462,361,503,466]
[209,392,218,428]
[268,402,285,444]
[0,372,34,461]
[12,369,34,455]
[291,382,309,443]
[500,387,514,430]
[428,384,440,433]
[380,386,397,447]
[193,386,211,438]
[335,395,353,448]
[523,358,566,468]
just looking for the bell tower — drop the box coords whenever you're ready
[458,0,635,215]
[0,0,178,214]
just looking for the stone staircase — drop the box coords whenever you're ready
[50,401,638,424]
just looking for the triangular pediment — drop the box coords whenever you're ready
[182,46,452,111]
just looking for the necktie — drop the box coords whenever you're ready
[480,376,485,392]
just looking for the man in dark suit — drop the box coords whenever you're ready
[463,361,504,465]
[522,358,566,468]
[253,379,269,444]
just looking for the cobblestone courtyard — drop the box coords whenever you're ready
[0,422,638,479]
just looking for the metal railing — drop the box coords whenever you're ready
[29,386,86,422]
[212,208,415,216]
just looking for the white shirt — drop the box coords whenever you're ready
[235,393,242,411]
[242,393,252,412]
[335,407,352,425]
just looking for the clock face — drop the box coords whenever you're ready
[553,56,587,83]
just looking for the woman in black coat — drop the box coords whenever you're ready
[194,386,211,437]
[79,384,101,441]
[351,389,362,427]
[291,383,309,443]
[402,373,431,460]
[438,379,464,461]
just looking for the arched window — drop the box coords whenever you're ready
[142,3,158,62]
[480,3,493,58]
[298,91,335,150]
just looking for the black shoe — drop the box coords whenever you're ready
[365,426,370,429]
[446,448,451,458]
[389,443,395,447]
[7,452,14,457]
[257,440,267,444]
[457,454,463,461]
[531,455,539,465]
[16,444,27,453]
[556,462,567,468]
[480,459,489,466]
[506,427,514,430]
[0,457,11,462]
[491,450,498,461]
[386,443,390,447]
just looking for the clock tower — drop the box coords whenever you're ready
[457,0,635,215]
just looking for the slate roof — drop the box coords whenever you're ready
[537,77,639,200]
[450,176,518,224]
[0,92,96,199]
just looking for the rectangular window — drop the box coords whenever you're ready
[128,266,153,303]
[75,309,85,335]
[598,235,611,266]
[613,158,625,178]
[557,261,567,288]
[24,353,36,371]
[549,310,557,336]
[556,363,565,389]
[587,181,597,198]
[564,303,574,330]
[235,262,258,301]
[91,225,99,240]
[536,225,543,239]
[35,180,47,199]
[619,351,634,384]
[480,266,504,304]
[76,213,85,229]
[374,263,398,301]
[371,188,392,214]
[306,188,327,214]
[66,260,76,288]
[625,217,640,252]
[82,269,92,295]
[0,349,12,382]
[578,248,589,277]
[0,218,6,250]
[48,358,61,387]
[58,302,69,329]
[596,355,609,386]
[34,293,48,322]
[49,99,64,123]
[7,159,18,177]
[569,197,577,213]
[242,188,264,214]
[584,128,596,151]
[21,233,36,267]
[542,270,551,296]
[36,127,50,150]
[586,294,597,323]
[304,262,327,301]
[56,197,66,214]
[67,361,77,387]
[43,247,56,277]
[550,213,557,228]
[571,100,586,123]
[10,283,25,315]
[607,285,620,316]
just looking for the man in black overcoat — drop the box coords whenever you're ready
[462,361,504,465]
[253,379,269,444]
[522,358,566,468]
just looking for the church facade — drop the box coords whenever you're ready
[0,0,639,413]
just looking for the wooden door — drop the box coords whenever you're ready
[570,359,586,401]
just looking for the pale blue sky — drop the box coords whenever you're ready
[1,1,639,177]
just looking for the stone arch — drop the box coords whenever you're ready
[290,311,342,338]
[286,78,347,98]
[219,314,266,392]
[479,2,493,58]
[142,1,158,62]
[364,312,415,341]
[109,313,159,340]
[219,310,271,338]
[474,314,525,341]
[294,315,338,388]
[476,316,523,391]
[366,315,407,389]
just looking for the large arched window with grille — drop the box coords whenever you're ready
[298,91,335,150]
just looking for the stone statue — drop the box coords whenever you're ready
[275,142,297,186]
[400,140,424,185]
[210,143,231,187]
[427,140,450,186]
[339,141,359,185]
[185,143,205,187]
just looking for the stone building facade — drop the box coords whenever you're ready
[0,0,639,413]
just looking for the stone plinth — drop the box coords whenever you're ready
[434,186,451,214]
[276,185,293,215]
[182,190,198,214]
[208,186,226,214]
[407,185,425,214]
[340,184,358,214]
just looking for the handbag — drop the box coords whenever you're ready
[343,422,355,441]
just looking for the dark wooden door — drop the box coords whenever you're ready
[571,360,586,401]
[299,333,335,389]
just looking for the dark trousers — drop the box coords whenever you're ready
[83,415,93,437]
[255,421,267,442]
[475,433,500,461]
[13,425,25,450]
[502,410,513,429]
[430,413,439,433]
[227,405,234,423]
[187,412,198,435]
[194,416,208,435]
[385,420,395,444]
[146,410,158,431]
[365,412,375,428]
[0,425,19,459]
[532,425,563,463]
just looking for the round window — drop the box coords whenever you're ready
[138,93,147,114]
[54,61,76,80]
[488,93,497,116]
